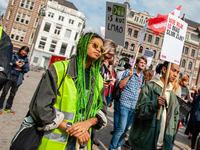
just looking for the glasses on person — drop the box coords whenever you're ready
[89,41,105,53]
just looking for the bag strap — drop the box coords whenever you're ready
[57,61,68,92]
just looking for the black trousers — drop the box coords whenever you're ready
[191,121,200,149]
[0,74,19,109]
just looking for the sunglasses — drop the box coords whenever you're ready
[89,41,105,53]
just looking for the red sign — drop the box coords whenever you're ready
[48,55,66,67]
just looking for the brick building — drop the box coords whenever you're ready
[2,0,46,51]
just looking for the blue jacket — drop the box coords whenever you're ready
[192,94,200,121]
[12,52,29,86]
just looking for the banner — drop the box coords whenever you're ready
[105,2,127,46]
[160,14,188,65]
[143,49,154,66]
[48,55,66,67]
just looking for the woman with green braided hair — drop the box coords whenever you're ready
[10,32,107,150]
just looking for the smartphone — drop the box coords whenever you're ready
[104,79,113,82]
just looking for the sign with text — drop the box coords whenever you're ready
[105,2,127,46]
[160,14,188,65]
[177,96,193,121]
[143,49,154,66]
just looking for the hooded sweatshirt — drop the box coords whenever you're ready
[149,76,173,149]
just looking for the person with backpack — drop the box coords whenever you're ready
[10,32,107,150]
[109,56,146,150]
[0,26,13,91]
[0,46,29,114]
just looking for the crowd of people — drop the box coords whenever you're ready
[0,31,200,150]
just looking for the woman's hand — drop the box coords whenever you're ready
[66,120,91,137]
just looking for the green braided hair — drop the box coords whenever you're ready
[74,32,104,123]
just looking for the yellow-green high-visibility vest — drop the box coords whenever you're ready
[0,26,3,41]
[38,60,103,150]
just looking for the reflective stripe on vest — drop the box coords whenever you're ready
[38,60,103,150]
[0,26,3,41]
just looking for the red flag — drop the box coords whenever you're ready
[146,5,182,36]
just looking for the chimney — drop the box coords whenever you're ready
[182,14,185,21]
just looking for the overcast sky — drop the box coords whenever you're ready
[1,0,200,34]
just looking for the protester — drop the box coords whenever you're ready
[128,61,180,150]
[10,33,107,150]
[143,69,153,84]
[0,46,29,114]
[191,88,200,150]
[109,56,146,150]
[189,85,197,102]
[110,63,131,135]
[0,26,13,91]
[179,76,190,103]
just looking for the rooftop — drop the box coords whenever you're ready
[51,0,78,11]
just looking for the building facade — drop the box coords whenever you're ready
[117,3,200,87]
[2,0,46,51]
[30,0,85,68]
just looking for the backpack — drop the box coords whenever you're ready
[0,30,13,90]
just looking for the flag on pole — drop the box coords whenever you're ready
[146,5,182,36]
[138,22,148,46]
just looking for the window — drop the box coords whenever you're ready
[139,46,143,53]
[127,28,132,36]
[20,0,25,7]
[134,16,139,22]
[195,60,199,68]
[124,41,129,49]
[33,57,38,63]
[48,12,54,18]
[59,43,67,55]
[20,14,25,23]
[20,31,26,42]
[147,35,152,43]
[43,22,51,32]
[10,28,16,39]
[155,37,160,45]
[78,23,82,27]
[64,29,71,38]
[69,19,74,24]
[198,49,200,57]
[143,33,146,41]
[133,30,138,38]
[49,40,57,52]
[70,46,75,57]
[38,36,47,49]
[191,49,195,57]
[30,2,34,10]
[25,15,30,24]
[182,46,185,53]
[139,19,143,24]
[158,52,161,59]
[7,11,12,20]
[25,0,30,9]
[16,12,21,22]
[29,33,34,44]
[34,18,38,27]
[54,26,61,35]
[193,71,197,79]
[74,32,79,41]
[161,39,164,46]
[58,16,64,21]
[179,73,183,80]
[185,34,189,41]
[130,43,135,51]
[188,62,192,70]
[182,59,186,67]
[153,50,156,58]
[185,47,188,54]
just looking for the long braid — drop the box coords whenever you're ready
[74,33,103,123]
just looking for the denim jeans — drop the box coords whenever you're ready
[114,100,120,131]
[109,104,135,150]
[106,91,112,106]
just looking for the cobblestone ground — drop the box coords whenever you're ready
[0,71,191,150]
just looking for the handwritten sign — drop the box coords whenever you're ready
[105,2,127,46]
[160,14,188,65]
[176,96,193,121]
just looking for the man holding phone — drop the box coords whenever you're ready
[0,46,29,114]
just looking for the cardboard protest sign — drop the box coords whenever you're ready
[143,49,154,66]
[105,2,127,46]
[129,58,135,67]
[160,14,187,65]
[176,96,193,120]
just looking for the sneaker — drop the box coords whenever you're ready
[123,140,131,149]
[0,109,2,114]
[116,147,121,150]
[4,109,15,114]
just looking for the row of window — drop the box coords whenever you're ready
[10,28,26,42]
[38,36,75,56]
[43,22,79,40]
[20,0,34,10]
[133,15,148,25]
[180,59,193,70]
[15,12,30,25]
[182,46,195,57]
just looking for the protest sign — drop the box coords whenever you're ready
[143,49,154,66]
[129,58,135,67]
[160,14,188,65]
[105,2,127,46]
[176,96,193,120]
